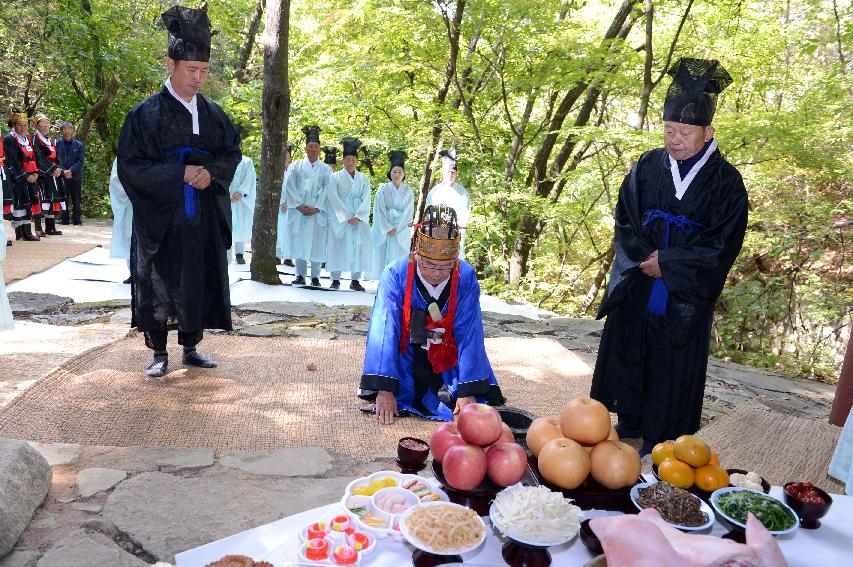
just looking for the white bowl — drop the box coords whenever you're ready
[398,501,487,556]
[488,502,579,548]
[710,487,799,536]
[630,482,715,531]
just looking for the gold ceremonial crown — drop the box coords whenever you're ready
[9,111,28,125]
[415,205,461,261]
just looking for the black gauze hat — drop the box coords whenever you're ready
[387,150,407,180]
[323,146,337,165]
[341,137,362,158]
[439,148,457,171]
[662,58,732,126]
[302,125,321,144]
[162,5,211,62]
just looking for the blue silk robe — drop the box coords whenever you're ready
[359,257,503,420]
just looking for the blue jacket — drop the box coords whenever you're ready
[56,138,85,180]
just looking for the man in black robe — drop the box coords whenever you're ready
[590,58,748,454]
[117,5,241,377]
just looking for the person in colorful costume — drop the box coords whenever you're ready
[359,205,505,425]
[116,5,241,377]
[31,113,65,236]
[590,58,748,454]
[3,111,41,241]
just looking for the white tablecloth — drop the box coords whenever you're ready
[175,485,853,566]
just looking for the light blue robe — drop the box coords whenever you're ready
[282,158,332,262]
[325,169,372,276]
[359,257,501,420]
[371,181,414,279]
[108,159,133,261]
[275,166,291,260]
[0,220,12,330]
[229,156,257,244]
[425,180,471,258]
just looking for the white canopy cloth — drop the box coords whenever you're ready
[175,482,853,567]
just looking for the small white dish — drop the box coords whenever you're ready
[710,486,799,536]
[398,501,487,556]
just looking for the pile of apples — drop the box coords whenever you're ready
[430,403,528,491]
[526,396,641,490]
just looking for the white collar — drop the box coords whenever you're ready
[668,139,717,200]
[165,77,199,135]
[416,265,450,300]
[14,131,30,146]
[35,131,51,146]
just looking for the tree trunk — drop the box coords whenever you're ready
[582,245,615,313]
[414,0,466,222]
[236,0,266,83]
[77,74,121,145]
[251,0,290,284]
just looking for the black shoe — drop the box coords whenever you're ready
[6,240,11,247]
[73,221,82,226]
[292,275,306,286]
[311,277,321,287]
[235,253,246,265]
[22,224,40,241]
[182,350,217,368]
[122,276,132,284]
[145,356,169,377]
[350,280,365,292]
[15,226,23,241]
[283,259,294,267]
[330,280,340,290]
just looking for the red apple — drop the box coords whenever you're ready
[430,422,467,463]
[457,403,503,446]
[485,422,516,451]
[486,442,528,487]
[442,444,487,491]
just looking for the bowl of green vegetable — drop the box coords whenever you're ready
[710,487,799,537]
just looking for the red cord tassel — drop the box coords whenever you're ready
[399,253,416,353]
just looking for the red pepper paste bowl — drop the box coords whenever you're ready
[783,482,832,529]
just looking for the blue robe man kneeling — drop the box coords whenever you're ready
[359,205,504,425]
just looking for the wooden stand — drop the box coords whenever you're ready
[501,540,552,567]
[396,458,427,475]
[412,549,462,566]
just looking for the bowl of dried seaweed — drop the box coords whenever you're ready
[630,481,715,531]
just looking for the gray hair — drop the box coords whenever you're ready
[59,121,75,131]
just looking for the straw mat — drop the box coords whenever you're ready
[3,239,94,283]
[697,404,844,493]
[0,335,596,457]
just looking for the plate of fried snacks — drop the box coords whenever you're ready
[399,501,487,555]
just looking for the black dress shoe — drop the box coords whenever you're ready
[182,350,217,368]
[235,253,246,265]
[145,356,169,377]
[311,277,321,287]
[283,259,294,267]
[350,280,365,292]
[122,276,132,284]
[330,280,340,290]
[292,275,306,286]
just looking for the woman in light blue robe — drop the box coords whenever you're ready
[275,143,293,263]
[228,155,257,264]
[371,151,414,279]
[108,158,133,282]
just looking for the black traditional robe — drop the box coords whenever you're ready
[32,133,64,214]
[2,132,40,221]
[117,86,241,334]
[591,145,748,443]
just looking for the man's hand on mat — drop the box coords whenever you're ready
[453,396,476,415]
[376,390,398,425]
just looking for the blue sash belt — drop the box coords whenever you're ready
[169,147,210,220]
[641,209,705,316]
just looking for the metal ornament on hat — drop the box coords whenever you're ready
[414,205,461,261]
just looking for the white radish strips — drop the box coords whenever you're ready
[491,486,582,544]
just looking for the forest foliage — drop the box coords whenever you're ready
[1,0,850,381]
